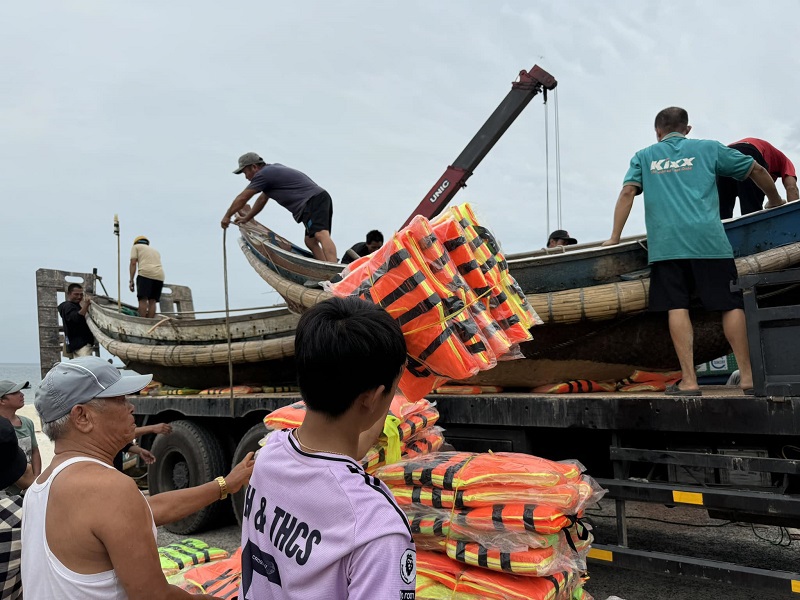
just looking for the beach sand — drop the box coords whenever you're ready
[18,403,55,467]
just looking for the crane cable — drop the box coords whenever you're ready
[554,88,562,230]
[543,88,563,238]
[544,92,550,241]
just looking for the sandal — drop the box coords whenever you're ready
[665,382,702,396]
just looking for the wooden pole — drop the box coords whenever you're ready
[114,214,121,312]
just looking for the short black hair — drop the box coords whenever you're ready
[366,230,384,245]
[67,283,83,293]
[295,297,406,418]
[654,107,689,133]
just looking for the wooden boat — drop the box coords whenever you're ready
[240,235,800,388]
[239,201,800,293]
[87,299,299,389]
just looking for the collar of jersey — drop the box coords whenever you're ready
[661,132,685,141]
[286,429,362,468]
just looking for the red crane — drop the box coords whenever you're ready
[402,65,557,227]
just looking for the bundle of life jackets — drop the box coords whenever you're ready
[262,392,445,474]
[166,548,242,598]
[158,538,229,576]
[375,451,604,599]
[417,550,593,600]
[324,204,541,403]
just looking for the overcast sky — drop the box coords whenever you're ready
[2,1,799,365]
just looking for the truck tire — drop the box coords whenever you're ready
[148,419,229,534]
[232,423,269,527]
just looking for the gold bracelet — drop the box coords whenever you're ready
[215,476,228,500]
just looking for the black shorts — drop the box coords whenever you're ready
[301,191,333,237]
[137,275,164,301]
[649,258,744,312]
[717,143,769,219]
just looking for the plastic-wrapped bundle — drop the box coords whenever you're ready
[457,503,579,536]
[170,548,242,597]
[403,427,446,459]
[390,482,585,512]
[263,400,307,430]
[375,451,582,491]
[406,215,515,360]
[434,204,539,344]
[416,550,579,600]
[400,216,496,371]
[430,216,517,359]
[328,237,488,394]
[445,538,560,576]
[158,539,229,576]
[361,426,446,473]
[398,405,440,441]
[532,380,617,394]
[407,507,560,551]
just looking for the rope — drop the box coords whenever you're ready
[554,88,562,230]
[222,229,234,407]
[544,93,550,240]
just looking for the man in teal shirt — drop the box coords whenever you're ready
[603,107,784,395]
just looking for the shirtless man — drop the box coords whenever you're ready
[22,356,255,599]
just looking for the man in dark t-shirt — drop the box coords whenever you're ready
[341,230,384,264]
[57,283,94,358]
[222,152,338,262]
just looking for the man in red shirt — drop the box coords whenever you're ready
[718,138,798,219]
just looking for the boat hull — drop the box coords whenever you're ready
[240,201,800,294]
[124,357,297,390]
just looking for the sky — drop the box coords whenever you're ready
[2,1,799,364]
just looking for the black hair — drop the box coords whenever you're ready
[67,283,83,293]
[295,297,406,418]
[654,107,689,133]
[366,230,384,245]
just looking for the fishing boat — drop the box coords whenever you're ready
[86,298,299,389]
[239,201,800,293]
[239,231,800,388]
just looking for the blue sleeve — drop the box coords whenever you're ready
[717,142,755,181]
[623,153,643,188]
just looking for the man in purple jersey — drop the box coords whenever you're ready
[239,297,415,600]
[222,152,338,262]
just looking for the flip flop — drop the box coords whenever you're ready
[743,388,756,396]
[665,383,703,396]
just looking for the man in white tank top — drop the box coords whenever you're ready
[22,357,255,600]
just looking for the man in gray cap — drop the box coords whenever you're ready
[221,152,338,262]
[0,380,40,496]
[22,356,254,600]
[1,416,34,600]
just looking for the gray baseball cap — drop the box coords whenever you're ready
[0,380,30,397]
[35,357,152,423]
[233,152,264,174]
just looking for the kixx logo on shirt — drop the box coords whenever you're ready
[650,157,695,173]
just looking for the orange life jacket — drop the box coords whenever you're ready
[532,380,617,394]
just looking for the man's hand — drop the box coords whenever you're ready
[601,238,620,247]
[129,280,135,293]
[223,451,256,494]
[80,295,92,309]
[137,448,156,465]
[150,422,172,435]
[221,215,231,229]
